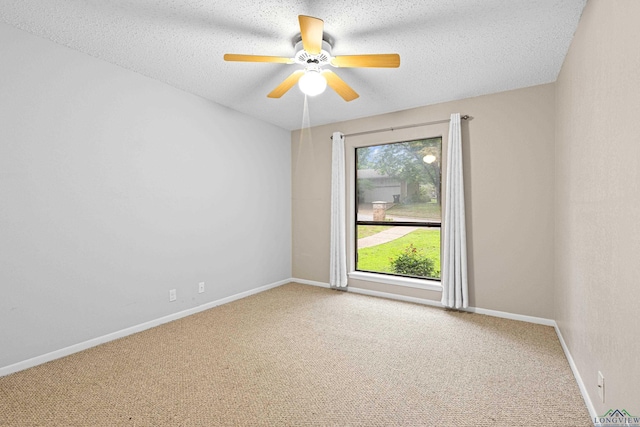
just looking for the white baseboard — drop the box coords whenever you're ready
[462,305,556,326]
[293,279,556,326]
[348,286,554,326]
[290,278,331,288]
[0,278,290,378]
[554,323,597,424]
[347,286,443,308]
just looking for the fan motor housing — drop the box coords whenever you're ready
[293,40,332,67]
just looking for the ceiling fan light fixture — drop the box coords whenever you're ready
[224,15,398,101]
[298,70,327,96]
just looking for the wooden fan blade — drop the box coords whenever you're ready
[267,70,305,98]
[298,15,324,55]
[321,70,359,102]
[224,54,294,64]
[331,54,401,68]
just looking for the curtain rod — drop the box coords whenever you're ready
[331,115,470,139]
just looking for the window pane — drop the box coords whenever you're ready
[356,225,441,279]
[356,138,442,223]
[355,137,442,281]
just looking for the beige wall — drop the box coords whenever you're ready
[555,0,640,415]
[293,83,556,318]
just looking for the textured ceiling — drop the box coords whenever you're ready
[0,0,586,131]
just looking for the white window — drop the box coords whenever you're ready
[354,137,442,281]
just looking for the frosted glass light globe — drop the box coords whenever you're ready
[298,70,327,96]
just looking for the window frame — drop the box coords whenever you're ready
[350,136,444,290]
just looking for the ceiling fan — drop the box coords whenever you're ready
[224,15,400,102]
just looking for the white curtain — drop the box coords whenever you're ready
[441,113,468,308]
[330,132,348,289]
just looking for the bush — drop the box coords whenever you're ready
[390,244,437,278]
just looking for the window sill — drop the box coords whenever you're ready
[348,271,443,292]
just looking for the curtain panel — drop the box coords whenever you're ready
[441,113,468,308]
[330,132,347,288]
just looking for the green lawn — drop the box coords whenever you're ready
[357,228,441,279]
[386,202,441,221]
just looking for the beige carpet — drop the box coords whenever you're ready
[0,283,592,426]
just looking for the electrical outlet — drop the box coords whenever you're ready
[169,289,177,302]
[597,371,604,403]
[198,282,205,293]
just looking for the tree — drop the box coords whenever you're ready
[368,138,442,205]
